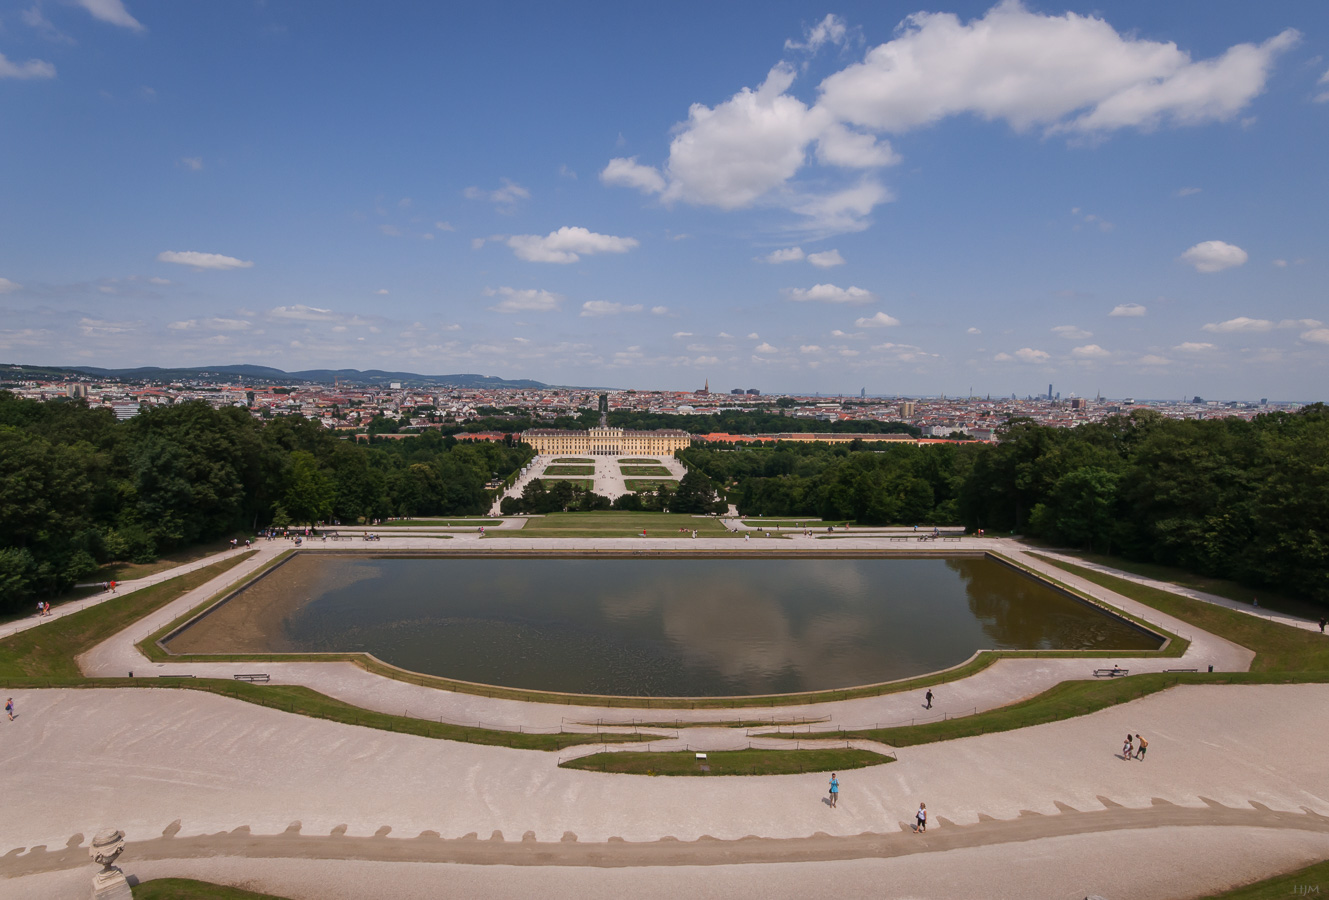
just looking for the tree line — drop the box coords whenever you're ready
[0,393,531,608]
[680,406,1329,606]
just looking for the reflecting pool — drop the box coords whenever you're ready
[166,554,1161,696]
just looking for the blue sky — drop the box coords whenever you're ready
[1,1,1326,399]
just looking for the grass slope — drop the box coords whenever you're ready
[0,553,253,678]
[1202,858,1329,899]
[562,747,889,775]
[489,511,732,540]
[134,878,290,900]
[1036,556,1329,673]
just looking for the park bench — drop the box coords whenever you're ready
[1092,667,1129,677]
[233,673,270,683]
[890,537,908,542]
[943,537,961,542]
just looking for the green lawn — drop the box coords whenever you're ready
[1036,556,1329,673]
[619,465,672,476]
[1202,858,1329,899]
[538,478,594,488]
[544,465,595,476]
[624,479,679,491]
[134,878,290,900]
[561,747,889,775]
[552,457,593,463]
[488,511,731,539]
[1048,548,1323,620]
[92,539,243,583]
[741,519,850,528]
[371,517,498,527]
[0,553,254,678]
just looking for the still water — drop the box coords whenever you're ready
[179,555,1160,696]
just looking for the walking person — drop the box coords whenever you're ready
[1135,734,1148,760]
[1123,733,1133,760]
[925,689,933,710]
[5,698,13,721]
[828,773,839,808]
[1319,618,1326,633]
[914,802,927,833]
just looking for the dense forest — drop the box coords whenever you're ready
[680,406,1329,606]
[0,393,531,608]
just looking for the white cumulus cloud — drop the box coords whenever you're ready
[600,157,667,194]
[1072,343,1110,358]
[807,249,846,268]
[800,344,823,354]
[966,327,982,335]
[855,311,901,327]
[268,305,337,321]
[754,342,780,354]
[1109,303,1147,317]
[484,287,561,314]
[464,178,529,208]
[0,277,22,293]
[1011,347,1051,363]
[157,251,254,271]
[580,301,644,317]
[1052,325,1092,340]
[1202,317,1272,333]
[1174,342,1216,352]
[1301,329,1329,345]
[0,53,56,80]
[1180,240,1248,273]
[787,283,874,304]
[764,247,805,264]
[818,3,1298,136]
[507,226,639,264]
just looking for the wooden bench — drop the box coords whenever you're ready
[1092,668,1129,677]
[233,673,270,683]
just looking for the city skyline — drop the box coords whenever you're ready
[2,1,1327,398]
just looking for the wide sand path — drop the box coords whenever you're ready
[2,684,1328,898]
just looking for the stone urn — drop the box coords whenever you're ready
[89,828,132,900]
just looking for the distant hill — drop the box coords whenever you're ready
[2,363,552,390]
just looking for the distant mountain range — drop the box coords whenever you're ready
[2,363,552,390]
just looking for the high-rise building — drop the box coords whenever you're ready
[899,401,916,418]
[1048,383,1054,401]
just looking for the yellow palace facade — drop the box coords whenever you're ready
[521,426,691,457]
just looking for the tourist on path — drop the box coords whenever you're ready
[1123,734,1133,760]
[828,774,839,808]
[1319,618,1326,633]
[914,803,927,833]
[925,689,933,710]
[5,698,13,721]
[1135,734,1148,760]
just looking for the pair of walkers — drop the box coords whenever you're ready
[1123,733,1148,760]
